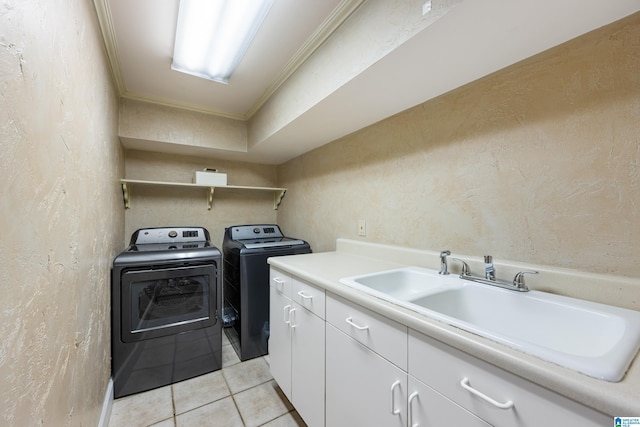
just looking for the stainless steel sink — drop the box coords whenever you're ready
[340,267,640,382]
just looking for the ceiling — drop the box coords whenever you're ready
[94,0,639,165]
[94,0,362,120]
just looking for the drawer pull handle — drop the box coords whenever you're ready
[345,317,369,330]
[297,290,313,299]
[408,391,419,427]
[283,305,291,324]
[460,378,514,410]
[273,277,286,285]
[390,380,401,415]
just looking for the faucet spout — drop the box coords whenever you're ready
[439,250,451,275]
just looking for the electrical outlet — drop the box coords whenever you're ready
[358,219,366,236]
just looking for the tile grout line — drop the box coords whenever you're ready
[171,384,177,427]
[129,353,287,427]
[222,355,288,427]
[222,360,247,427]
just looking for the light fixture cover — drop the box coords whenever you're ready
[171,0,275,84]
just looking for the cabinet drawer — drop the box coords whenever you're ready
[292,277,325,319]
[270,268,292,296]
[327,293,407,370]
[408,330,609,427]
[408,376,490,427]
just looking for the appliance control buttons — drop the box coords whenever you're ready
[253,227,260,234]
[168,230,178,238]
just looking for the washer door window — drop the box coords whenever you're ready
[121,264,217,342]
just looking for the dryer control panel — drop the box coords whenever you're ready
[130,227,209,245]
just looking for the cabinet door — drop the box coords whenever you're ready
[326,324,407,427]
[408,330,610,427]
[269,286,292,400]
[408,376,490,427]
[290,301,325,427]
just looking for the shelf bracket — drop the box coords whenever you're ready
[274,189,286,210]
[207,187,214,210]
[121,182,130,209]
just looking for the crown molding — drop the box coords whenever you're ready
[245,0,366,118]
[92,0,126,95]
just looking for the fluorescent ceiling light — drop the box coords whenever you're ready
[171,0,274,84]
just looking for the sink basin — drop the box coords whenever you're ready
[340,267,640,382]
[339,266,456,302]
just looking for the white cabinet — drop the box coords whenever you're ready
[408,376,491,427]
[290,300,325,426]
[325,293,408,427]
[408,329,610,427]
[324,293,488,427]
[326,324,407,427]
[269,269,325,427]
[269,267,611,427]
[326,292,407,370]
[269,285,292,397]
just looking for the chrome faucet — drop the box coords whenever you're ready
[451,257,537,292]
[438,250,451,275]
[513,271,539,291]
[452,258,470,276]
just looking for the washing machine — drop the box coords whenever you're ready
[222,224,311,361]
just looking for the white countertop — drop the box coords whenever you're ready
[267,239,640,416]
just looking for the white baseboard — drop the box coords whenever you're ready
[98,379,114,427]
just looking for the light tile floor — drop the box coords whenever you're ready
[108,333,307,427]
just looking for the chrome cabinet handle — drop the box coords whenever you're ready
[273,277,286,285]
[345,317,369,330]
[460,378,514,409]
[408,391,419,427]
[390,380,401,415]
[297,290,313,299]
[283,305,291,324]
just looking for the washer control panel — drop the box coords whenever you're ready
[131,227,208,244]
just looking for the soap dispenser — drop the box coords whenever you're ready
[484,255,495,280]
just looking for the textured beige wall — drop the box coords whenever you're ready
[277,14,640,278]
[119,99,247,152]
[0,0,123,425]
[124,150,279,249]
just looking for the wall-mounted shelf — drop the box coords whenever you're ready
[120,179,287,210]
